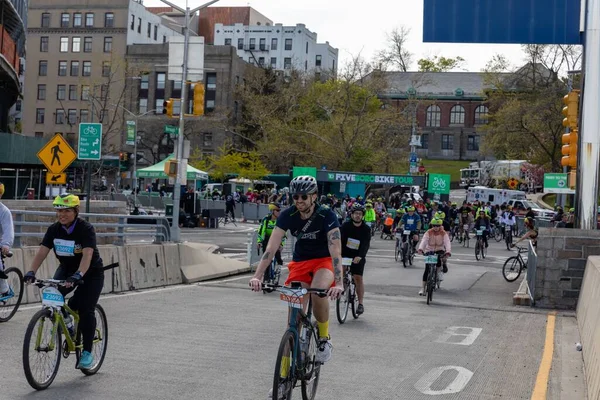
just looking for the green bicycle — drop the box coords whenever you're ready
[22,278,108,390]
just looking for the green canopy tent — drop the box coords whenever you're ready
[136,155,208,180]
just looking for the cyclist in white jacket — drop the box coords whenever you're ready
[0,182,14,291]
[501,206,516,237]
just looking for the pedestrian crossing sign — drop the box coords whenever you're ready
[37,134,77,174]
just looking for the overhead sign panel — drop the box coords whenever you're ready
[423,0,582,45]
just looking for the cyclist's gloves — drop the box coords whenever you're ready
[24,271,36,283]
[67,271,84,285]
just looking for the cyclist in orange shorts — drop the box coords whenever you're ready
[250,175,343,364]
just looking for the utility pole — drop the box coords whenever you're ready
[159,0,220,242]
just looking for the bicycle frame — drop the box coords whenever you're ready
[35,303,80,353]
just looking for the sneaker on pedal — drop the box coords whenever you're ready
[418,289,424,296]
[438,272,444,281]
[315,338,332,363]
[268,382,288,399]
[356,304,364,315]
[77,350,94,369]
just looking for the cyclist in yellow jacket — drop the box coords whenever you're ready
[364,202,377,236]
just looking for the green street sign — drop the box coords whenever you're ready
[126,120,136,145]
[78,123,102,160]
[164,125,179,135]
[543,173,574,194]
[428,173,451,195]
[293,166,317,178]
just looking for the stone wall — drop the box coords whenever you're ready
[4,200,128,246]
[535,228,600,309]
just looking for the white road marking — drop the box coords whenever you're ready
[414,366,474,395]
[435,326,483,346]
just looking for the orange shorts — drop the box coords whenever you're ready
[285,257,334,287]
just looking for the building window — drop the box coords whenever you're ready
[154,25,158,41]
[85,13,94,27]
[105,12,114,28]
[36,109,45,124]
[60,37,69,52]
[285,38,292,50]
[224,38,231,46]
[82,61,91,76]
[258,57,265,66]
[69,85,78,100]
[41,13,50,28]
[140,74,149,89]
[58,61,67,76]
[206,73,217,90]
[74,13,82,27]
[61,13,70,28]
[315,55,322,67]
[249,38,255,50]
[102,61,111,77]
[474,105,489,125]
[137,18,141,33]
[306,42,308,54]
[203,133,212,147]
[420,133,429,149]
[163,35,166,43]
[80,109,89,123]
[155,99,164,114]
[84,37,92,52]
[157,73,165,89]
[68,109,77,124]
[139,98,148,114]
[259,38,266,50]
[284,57,292,69]
[270,57,277,68]
[72,37,81,52]
[271,38,278,50]
[55,109,65,124]
[57,85,66,100]
[442,134,454,150]
[37,84,46,100]
[147,22,151,38]
[130,14,135,30]
[70,61,79,76]
[81,85,90,100]
[237,38,243,50]
[35,132,44,138]
[426,105,441,127]
[39,60,48,76]
[450,105,465,125]
[304,60,307,71]
[40,37,49,52]
[467,135,480,151]
[103,37,112,52]
[100,84,108,100]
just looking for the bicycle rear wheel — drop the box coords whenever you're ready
[23,309,62,390]
[503,256,523,282]
[75,304,108,375]
[0,267,24,322]
[335,286,350,324]
[402,242,409,268]
[300,324,321,400]
[394,241,399,262]
[273,330,295,400]
[426,265,435,305]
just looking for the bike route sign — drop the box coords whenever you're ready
[317,170,425,187]
[78,123,102,160]
[543,173,575,194]
[427,173,451,195]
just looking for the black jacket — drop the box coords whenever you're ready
[340,220,371,259]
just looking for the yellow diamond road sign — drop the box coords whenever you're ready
[37,134,77,174]
[46,172,67,185]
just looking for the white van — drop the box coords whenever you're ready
[466,186,526,206]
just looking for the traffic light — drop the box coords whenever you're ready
[165,99,174,118]
[561,129,578,168]
[562,90,580,129]
[119,152,128,162]
[193,83,205,116]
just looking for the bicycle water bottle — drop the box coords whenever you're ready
[64,315,75,337]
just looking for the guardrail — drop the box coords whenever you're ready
[12,210,171,246]
[526,240,537,306]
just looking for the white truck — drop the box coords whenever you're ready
[460,160,543,192]
[466,186,527,206]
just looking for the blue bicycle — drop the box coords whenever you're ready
[262,257,282,294]
[0,251,24,322]
[264,282,327,400]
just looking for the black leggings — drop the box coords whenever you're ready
[422,251,446,281]
[54,266,104,352]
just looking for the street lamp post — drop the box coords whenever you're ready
[158,0,220,242]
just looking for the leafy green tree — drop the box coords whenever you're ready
[417,56,465,72]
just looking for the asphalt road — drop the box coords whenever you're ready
[0,224,585,399]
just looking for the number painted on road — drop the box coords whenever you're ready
[414,366,473,395]
[435,326,483,346]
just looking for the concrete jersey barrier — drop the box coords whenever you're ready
[577,256,600,400]
[178,242,250,283]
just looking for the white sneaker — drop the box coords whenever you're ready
[315,338,332,363]
[0,278,9,294]
[268,383,287,399]
[438,272,444,282]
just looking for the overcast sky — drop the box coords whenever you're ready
[144,0,528,71]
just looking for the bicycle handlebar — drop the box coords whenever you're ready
[31,278,84,288]
[0,251,13,259]
[262,283,328,298]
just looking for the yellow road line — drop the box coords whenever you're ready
[531,312,557,400]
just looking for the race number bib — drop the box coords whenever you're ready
[407,219,414,225]
[346,238,360,250]
[54,239,76,257]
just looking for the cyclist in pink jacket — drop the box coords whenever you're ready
[417,218,451,296]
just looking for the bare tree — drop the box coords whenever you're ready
[376,26,413,72]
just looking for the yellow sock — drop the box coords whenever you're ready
[317,320,329,339]
[280,356,290,378]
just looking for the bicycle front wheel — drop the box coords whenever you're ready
[23,309,62,390]
[0,267,24,322]
[503,256,523,282]
[300,325,321,400]
[394,241,399,262]
[475,240,481,261]
[273,330,295,400]
[76,304,108,375]
[335,287,350,324]
[426,266,435,305]
[350,282,360,319]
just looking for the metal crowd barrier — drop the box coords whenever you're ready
[526,240,538,306]
[197,199,270,222]
[247,230,297,269]
[12,210,171,246]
